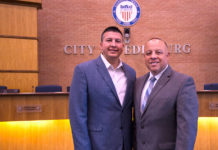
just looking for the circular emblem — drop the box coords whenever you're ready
[113,0,141,26]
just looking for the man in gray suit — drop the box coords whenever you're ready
[69,26,136,150]
[134,38,199,150]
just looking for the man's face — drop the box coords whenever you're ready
[144,39,169,75]
[100,31,124,61]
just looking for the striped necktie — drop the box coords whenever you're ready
[141,76,156,113]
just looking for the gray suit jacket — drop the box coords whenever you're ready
[69,56,136,150]
[134,66,198,150]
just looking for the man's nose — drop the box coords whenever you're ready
[111,40,116,46]
[151,52,157,58]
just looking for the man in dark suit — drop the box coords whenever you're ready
[69,26,136,150]
[134,38,199,150]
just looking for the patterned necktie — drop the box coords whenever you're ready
[141,76,156,113]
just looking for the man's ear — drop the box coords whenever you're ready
[100,42,103,52]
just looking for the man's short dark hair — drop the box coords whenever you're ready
[101,26,123,42]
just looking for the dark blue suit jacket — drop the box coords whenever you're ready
[69,56,136,150]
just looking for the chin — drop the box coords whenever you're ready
[150,69,159,75]
[109,55,118,58]
[149,67,159,71]
[109,54,120,58]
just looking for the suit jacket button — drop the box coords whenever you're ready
[141,125,144,129]
[120,126,123,130]
[142,141,145,145]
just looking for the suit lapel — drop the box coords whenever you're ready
[121,64,130,108]
[121,64,134,109]
[95,56,120,105]
[136,74,149,116]
[142,66,172,116]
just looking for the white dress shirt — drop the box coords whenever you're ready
[101,54,127,106]
[141,65,168,106]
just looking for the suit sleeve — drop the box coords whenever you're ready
[69,65,91,150]
[176,77,199,150]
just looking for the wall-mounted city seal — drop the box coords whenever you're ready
[113,0,141,26]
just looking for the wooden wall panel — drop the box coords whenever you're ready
[195,118,218,150]
[0,94,68,121]
[0,118,217,150]
[0,73,38,92]
[198,92,218,117]
[0,38,38,71]
[1,91,216,121]
[17,0,42,3]
[0,3,37,37]
[0,120,74,150]
[0,92,217,150]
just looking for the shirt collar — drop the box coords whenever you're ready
[100,54,123,69]
[149,65,168,80]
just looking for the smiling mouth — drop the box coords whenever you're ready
[150,62,159,65]
[109,48,118,50]
[109,49,119,52]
